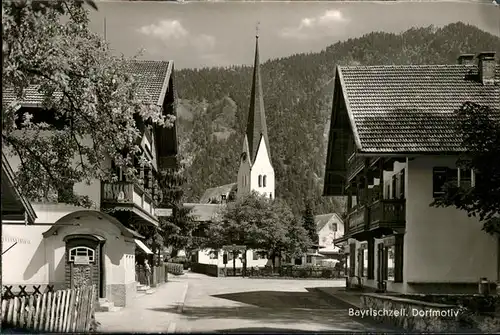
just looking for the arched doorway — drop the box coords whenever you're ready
[64,234,106,299]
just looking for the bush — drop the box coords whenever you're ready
[321,268,334,278]
[166,262,184,275]
[170,256,188,264]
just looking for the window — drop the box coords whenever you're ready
[69,247,95,263]
[385,183,391,200]
[363,248,368,277]
[209,250,218,259]
[269,193,272,199]
[263,175,267,187]
[458,168,472,189]
[386,246,395,281]
[433,167,448,197]
[433,167,473,198]
[306,256,312,263]
[258,175,262,187]
[221,194,227,202]
[330,223,337,232]
[253,251,261,260]
[391,175,397,199]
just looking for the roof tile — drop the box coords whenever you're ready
[3,60,172,107]
[339,64,500,152]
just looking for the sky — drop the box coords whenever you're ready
[88,1,500,69]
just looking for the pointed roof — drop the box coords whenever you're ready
[246,34,270,164]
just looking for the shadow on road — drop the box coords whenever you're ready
[148,288,402,332]
[214,327,340,333]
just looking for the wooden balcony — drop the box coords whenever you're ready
[347,206,366,234]
[100,181,159,226]
[369,199,406,231]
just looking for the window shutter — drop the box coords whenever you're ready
[349,243,356,277]
[432,167,448,198]
[394,235,404,283]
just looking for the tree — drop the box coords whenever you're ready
[2,1,174,206]
[159,157,198,258]
[205,192,311,271]
[431,102,500,235]
[302,199,318,246]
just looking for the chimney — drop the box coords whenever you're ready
[477,52,496,85]
[457,53,475,65]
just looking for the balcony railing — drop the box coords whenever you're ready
[369,199,406,229]
[347,206,366,232]
[101,181,157,217]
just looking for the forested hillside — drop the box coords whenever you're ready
[175,22,500,215]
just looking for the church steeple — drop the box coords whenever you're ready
[246,26,270,164]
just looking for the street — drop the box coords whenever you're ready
[96,272,400,333]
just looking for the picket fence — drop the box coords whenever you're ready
[1,285,96,332]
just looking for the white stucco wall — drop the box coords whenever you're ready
[405,155,497,283]
[3,213,136,289]
[249,138,275,199]
[197,249,270,268]
[2,224,51,285]
[318,216,345,252]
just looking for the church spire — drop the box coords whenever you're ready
[246,24,270,164]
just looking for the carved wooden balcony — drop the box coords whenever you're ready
[347,206,366,234]
[100,181,159,226]
[369,199,406,231]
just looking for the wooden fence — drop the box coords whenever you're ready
[1,285,96,332]
[136,265,167,287]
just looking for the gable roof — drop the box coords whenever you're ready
[3,60,173,108]
[337,60,500,153]
[183,203,223,222]
[315,213,342,232]
[199,183,237,203]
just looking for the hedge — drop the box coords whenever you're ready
[165,262,184,275]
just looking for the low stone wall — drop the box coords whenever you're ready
[361,293,462,332]
[361,293,500,333]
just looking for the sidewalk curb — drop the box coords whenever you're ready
[177,282,189,313]
[314,287,362,309]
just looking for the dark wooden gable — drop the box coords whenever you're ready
[155,69,178,170]
[323,68,355,196]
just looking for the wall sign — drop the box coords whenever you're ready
[74,255,91,265]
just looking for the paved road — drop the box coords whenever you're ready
[97,272,399,333]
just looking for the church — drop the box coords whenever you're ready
[192,31,277,269]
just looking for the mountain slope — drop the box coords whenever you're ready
[175,22,500,215]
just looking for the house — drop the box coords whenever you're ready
[199,183,237,204]
[2,60,179,307]
[323,52,499,294]
[187,203,269,268]
[316,213,345,264]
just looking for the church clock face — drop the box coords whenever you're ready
[241,152,247,162]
